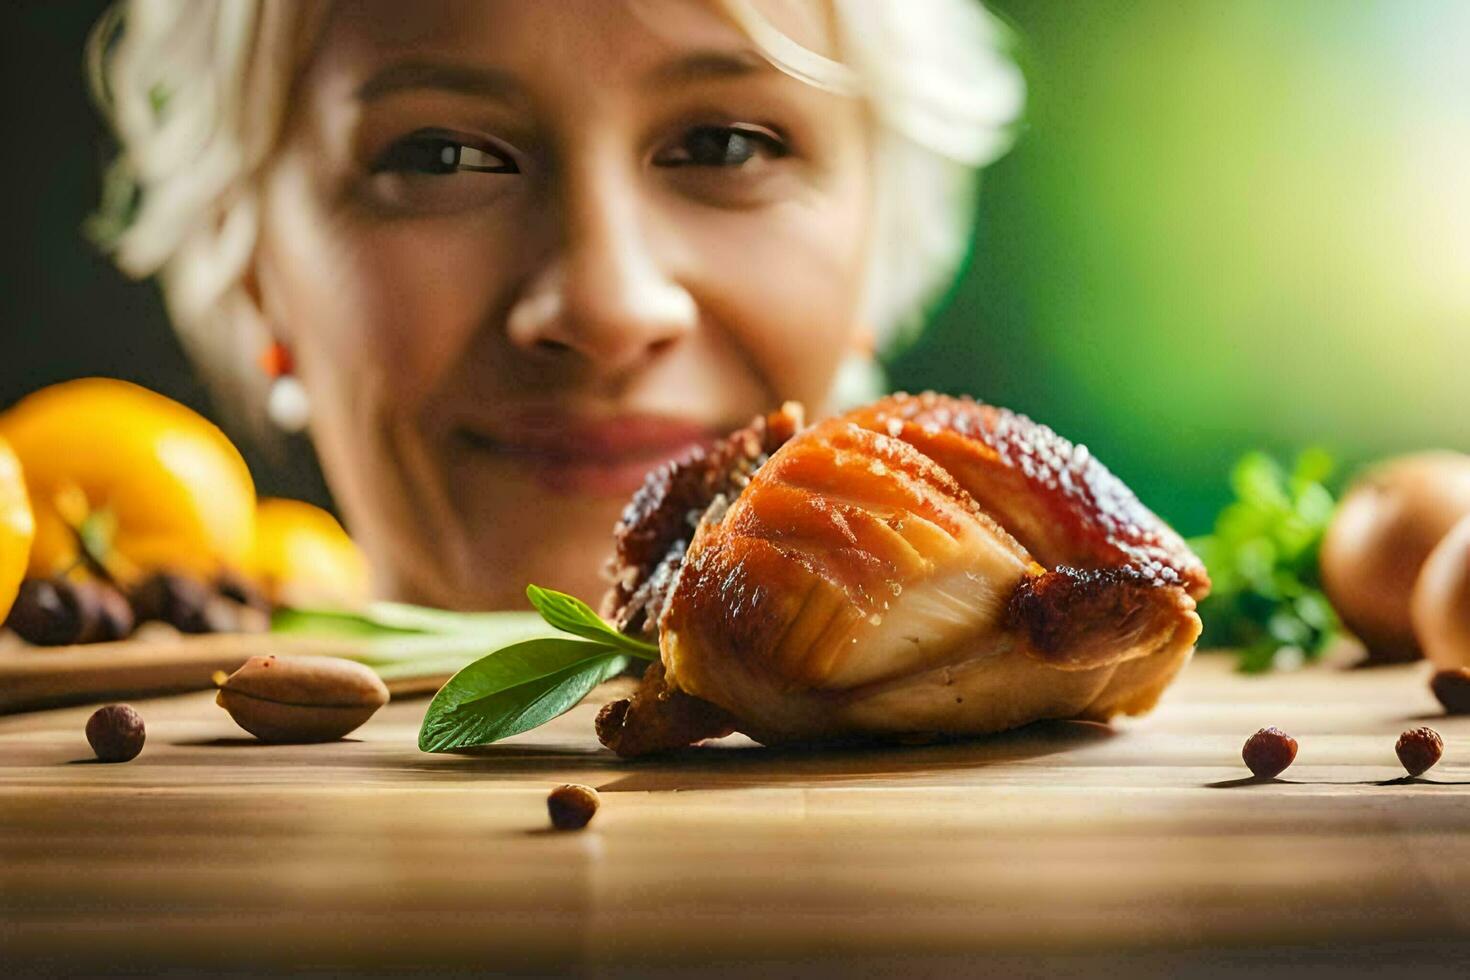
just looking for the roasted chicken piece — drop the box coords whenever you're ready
[603,402,804,643]
[598,393,1209,756]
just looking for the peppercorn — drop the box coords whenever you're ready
[86,704,146,762]
[1395,727,1443,777]
[547,783,600,830]
[1242,727,1298,778]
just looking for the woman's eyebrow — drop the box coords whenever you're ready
[641,49,770,89]
[356,60,523,102]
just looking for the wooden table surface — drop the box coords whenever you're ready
[3,651,1469,977]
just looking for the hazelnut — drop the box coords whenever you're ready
[547,783,600,830]
[85,704,146,762]
[1242,727,1298,778]
[1395,727,1444,777]
[1430,668,1470,715]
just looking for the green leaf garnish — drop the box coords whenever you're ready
[270,606,557,686]
[525,584,657,658]
[366,602,520,634]
[417,638,629,752]
[414,588,654,751]
[271,606,434,638]
[272,603,541,639]
[277,584,655,752]
[1190,449,1341,673]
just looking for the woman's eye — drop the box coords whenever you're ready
[373,132,519,175]
[654,124,788,168]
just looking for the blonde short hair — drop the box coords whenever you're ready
[90,0,1023,417]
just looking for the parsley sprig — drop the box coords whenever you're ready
[1189,449,1340,672]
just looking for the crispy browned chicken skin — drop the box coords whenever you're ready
[599,393,1209,756]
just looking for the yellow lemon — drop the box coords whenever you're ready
[0,378,256,583]
[0,436,36,623]
[252,498,369,608]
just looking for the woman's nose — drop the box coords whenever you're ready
[506,170,696,374]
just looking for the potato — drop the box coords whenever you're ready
[1319,452,1470,661]
[1412,515,1470,670]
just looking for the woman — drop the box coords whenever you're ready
[91,0,1023,610]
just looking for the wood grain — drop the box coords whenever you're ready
[0,634,452,712]
[2,652,1468,976]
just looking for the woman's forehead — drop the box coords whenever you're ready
[316,0,841,85]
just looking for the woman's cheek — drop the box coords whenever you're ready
[263,154,519,410]
[330,217,513,402]
[687,191,869,408]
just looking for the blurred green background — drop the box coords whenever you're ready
[1,0,1466,534]
[892,0,1470,532]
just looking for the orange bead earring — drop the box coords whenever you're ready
[259,341,310,434]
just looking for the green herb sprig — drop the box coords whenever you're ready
[272,587,655,750]
[1190,449,1340,672]
[271,602,555,681]
[416,586,657,753]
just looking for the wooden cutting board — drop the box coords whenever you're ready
[2,651,1468,977]
[0,633,452,713]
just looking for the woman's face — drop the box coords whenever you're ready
[257,0,872,609]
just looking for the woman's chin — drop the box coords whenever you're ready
[417,438,709,608]
[386,538,618,612]
[422,486,625,609]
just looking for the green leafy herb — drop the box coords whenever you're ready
[275,586,655,752]
[271,606,437,638]
[417,638,630,751]
[1190,449,1340,672]
[270,604,555,687]
[525,584,658,655]
[414,586,657,752]
[272,603,540,639]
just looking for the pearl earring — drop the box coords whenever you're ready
[259,341,310,434]
[830,327,888,411]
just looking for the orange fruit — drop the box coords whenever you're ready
[0,378,256,583]
[252,498,369,608]
[0,436,36,623]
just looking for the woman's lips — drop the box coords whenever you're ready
[456,413,720,496]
